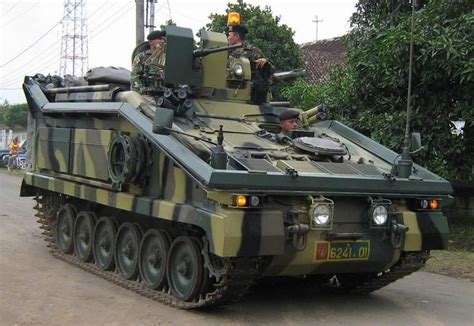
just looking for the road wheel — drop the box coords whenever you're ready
[167,236,204,302]
[115,223,141,280]
[55,204,76,254]
[139,229,170,289]
[73,211,96,262]
[93,217,117,271]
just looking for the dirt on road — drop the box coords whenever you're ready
[1,173,473,325]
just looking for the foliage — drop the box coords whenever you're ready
[0,101,29,128]
[283,0,473,181]
[205,0,304,72]
[281,65,355,119]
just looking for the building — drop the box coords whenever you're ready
[300,37,347,83]
[0,126,27,150]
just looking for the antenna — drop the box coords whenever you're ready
[59,0,89,77]
[312,15,323,42]
[396,0,416,178]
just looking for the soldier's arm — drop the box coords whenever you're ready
[252,47,270,69]
[131,54,144,93]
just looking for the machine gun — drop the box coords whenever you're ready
[271,69,306,82]
[193,43,243,58]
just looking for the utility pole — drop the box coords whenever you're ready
[59,0,88,76]
[136,0,145,45]
[312,15,323,42]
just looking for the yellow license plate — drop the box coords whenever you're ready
[314,240,370,261]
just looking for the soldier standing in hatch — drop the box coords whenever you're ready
[276,110,299,145]
[131,30,167,95]
[227,21,272,104]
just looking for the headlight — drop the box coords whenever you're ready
[372,205,388,226]
[313,204,331,225]
[250,196,260,207]
[234,64,244,77]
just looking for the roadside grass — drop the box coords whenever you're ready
[0,166,25,177]
[424,250,474,281]
[423,217,474,281]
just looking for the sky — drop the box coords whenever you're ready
[0,0,357,104]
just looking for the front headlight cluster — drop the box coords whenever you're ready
[411,198,440,211]
[371,205,388,226]
[309,198,334,229]
[313,204,331,225]
[231,194,262,208]
[233,64,244,77]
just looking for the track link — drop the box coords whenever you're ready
[34,193,261,309]
[34,192,428,306]
[348,251,429,295]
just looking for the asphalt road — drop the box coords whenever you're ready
[1,172,473,325]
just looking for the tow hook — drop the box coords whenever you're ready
[391,220,409,249]
[287,223,309,251]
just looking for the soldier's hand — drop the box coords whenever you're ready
[255,58,267,69]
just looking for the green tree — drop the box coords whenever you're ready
[346,0,473,181]
[205,0,304,72]
[283,0,473,181]
[0,101,29,128]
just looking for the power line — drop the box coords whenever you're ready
[1,2,39,28]
[0,0,82,68]
[89,2,134,40]
[1,1,133,86]
[87,0,110,20]
[1,0,23,16]
[88,1,131,32]
[0,56,60,87]
[0,41,62,83]
[0,48,61,86]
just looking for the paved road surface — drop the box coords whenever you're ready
[1,172,473,325]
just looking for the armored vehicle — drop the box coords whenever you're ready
[21,26,451,308]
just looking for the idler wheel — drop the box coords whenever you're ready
[93,217,117,271]
[55,204,76,254]
[115,223,142,280]
[73,211,96,262]
[167,236,205,302]
[139,229,170,290]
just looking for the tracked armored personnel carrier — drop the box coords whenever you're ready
[21,26,451,308]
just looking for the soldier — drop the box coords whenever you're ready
[227,23,272,104]
[131,30,167,95]
[279,110,299,135]
[276,110,299,144]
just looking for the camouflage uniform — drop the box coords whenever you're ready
[230,42,272,104]
[131,46,166,94]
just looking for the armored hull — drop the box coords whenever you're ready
[20,26,451,308]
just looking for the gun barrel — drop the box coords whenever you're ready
[272,69,306,81]
[305,106,320,118]
[193,43,243,58]
[45,84,111,94]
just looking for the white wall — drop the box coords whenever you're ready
[0,129,27,150]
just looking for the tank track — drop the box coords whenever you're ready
[347,251,429,295]
[33,193,261,309]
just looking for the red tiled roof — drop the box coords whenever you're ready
[301,37,347,83]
